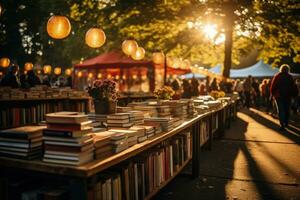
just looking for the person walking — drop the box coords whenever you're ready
[243,75,252,108]
[270,64,298,130]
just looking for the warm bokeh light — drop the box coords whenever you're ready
[77,71,83,77]
[203,24,217,40]
[131,47,145,60]
[152,52,165,64]
[65,68,72,76]
[97,73,102,79]
[43,65,52,74]
[0,58,10,68]
[47,15,71,39]
[85,28,106,48]
[132,74,137,80]
[24,62,33,71]
[115,75,120,80]
[54,67,61,75]
[122,40,138,56]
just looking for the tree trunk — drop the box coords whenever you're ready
[223,1,234,79]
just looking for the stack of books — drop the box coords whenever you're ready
[186,99,196,118]
[107,113,133,129]
[43,112,94,165]
[116,106,132,113]
[133,125,155,139]
[129,126,147,143]
[109,129,138,147]
[0,126,45,159]
[93,131,116,160]
[128,102,158,117]
[128,111,144,125]
[88,113,107,132]
[110,131,128,153]
[0,87,11,99]
[155,105,172,118]
[144,117,174,132]
[10,89,25,99]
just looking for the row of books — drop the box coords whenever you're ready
[88,131,192,200]
[0,86,89,100]
[0,99,88,129]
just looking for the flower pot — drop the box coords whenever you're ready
[94,99,117,114]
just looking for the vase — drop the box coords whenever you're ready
[94,99,117,114]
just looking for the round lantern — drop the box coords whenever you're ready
[77,71,83,78]
[132,47,145,60]
[85,28,106,48]
[132,74,137,80]
[115,75,120,80]
[107,74,112,79]
[88,72,93,79]
[0,57,10,68]
[54,67,61,75]
[43,65,52,74]
[24,62,33,71]
[122,75,127,80]
[97,73,102,79]
[122,40,138,56]
[152,52,165,64]
[47,15,71,39]
[65,68,72,76]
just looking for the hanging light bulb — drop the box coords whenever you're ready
[54,67,61,75]
[132,47,145,60]
[85,28,106,48]
[47,15,71,39]
[0,58,10,68]
[152,51,165,64]
[65,68,72,76]
[88,72,93,79]
[122,40,138,56]
[24,62,33,71]
[77,71,83,78]
[97,73,102,79]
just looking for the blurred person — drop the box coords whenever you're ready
[234,79,244,106]
[171,78,181,99]
[270,64,298,130]
[210,77,219,91]
[191,77,200,96]
[182,79,192,98]
[243,75,252,108]
[27,70,41,87]
[199,80,206,95]
[252,78,261,107]
[0,65,20,88]
[42,75,51,86]
[260,79,268,107]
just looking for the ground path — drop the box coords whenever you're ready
[154,108,300,200]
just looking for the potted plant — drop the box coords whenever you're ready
[88,79,118,114]
[154,86,175,101]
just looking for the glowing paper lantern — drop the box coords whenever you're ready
[152,52,165,64]
[47,15,71,39]
[85,28,106,48]
[77,71,83,78]
[97,73,102,79]
[24,62,33,71]
[54,67,61,75]
[115,75,120,80]
[122,75,127,80]
[122,40,138,56]
[43,65,52,74]
[132,74,137,80]
[88,72,93,79]
[65,68,72,76]
[107,74,112,79]
[132,47,145,60]
[0,58,10,68]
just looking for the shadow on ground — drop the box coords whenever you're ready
[153,109,300,200]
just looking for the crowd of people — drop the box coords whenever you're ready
[0,65,72,89]
[167,64,299,130]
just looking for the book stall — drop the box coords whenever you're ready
[0,93,238,200]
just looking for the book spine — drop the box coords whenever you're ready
[43,130,73,137]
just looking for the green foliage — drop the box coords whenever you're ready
[0,0,299,73]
